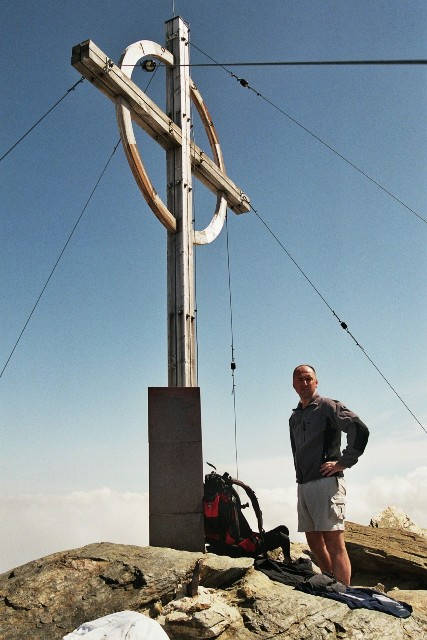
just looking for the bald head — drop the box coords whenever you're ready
[293,365,318,408]
[293,364,316,379]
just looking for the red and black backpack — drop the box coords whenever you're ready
[203,465,291,560]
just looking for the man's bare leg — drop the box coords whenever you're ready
[305,530,351,585]
[305,531,333,574]
[322,530,351,585]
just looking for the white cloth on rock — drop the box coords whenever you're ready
[62,610,170,639]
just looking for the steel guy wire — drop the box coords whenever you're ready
[225,211,240,479]
[0,67,163,380]
[185,58,427,67]
[189,42,426,226]
[251,204,426,435]
[0,78,85,164]
[0,140,121,382]
[188,40,425,433]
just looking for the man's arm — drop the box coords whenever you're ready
[334,402,369,468]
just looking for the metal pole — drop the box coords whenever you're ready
[166,17,196,388]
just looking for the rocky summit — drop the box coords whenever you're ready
[0,514,426,639]
[370,506,427,540]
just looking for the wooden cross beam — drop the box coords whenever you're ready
[71,39,250,217]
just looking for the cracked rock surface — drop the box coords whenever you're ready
[0,536,426,639]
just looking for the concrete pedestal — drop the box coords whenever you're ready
[148,387,205,551]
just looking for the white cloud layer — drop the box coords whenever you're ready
[0,488,149,574]
[348,466,427,528]
[1,466,426,575]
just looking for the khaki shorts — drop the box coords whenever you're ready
[297,476,346,532]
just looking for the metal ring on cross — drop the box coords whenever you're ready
[115,40,227,245]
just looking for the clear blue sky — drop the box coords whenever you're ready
[1,0,426,572]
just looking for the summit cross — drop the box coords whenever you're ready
[72,16,250,387]
[72,16,250,551]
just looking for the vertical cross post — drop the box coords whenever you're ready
[148,17,204,552]
[166,17,196,387]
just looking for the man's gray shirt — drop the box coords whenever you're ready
[289,394,369,484]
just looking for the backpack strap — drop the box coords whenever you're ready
[228,475,267,556]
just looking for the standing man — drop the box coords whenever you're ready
[289,364,369,585]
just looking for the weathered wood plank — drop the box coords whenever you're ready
[72,40,179,150]
[71,40,250,215]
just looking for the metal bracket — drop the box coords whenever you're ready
[104,58,114,74]
[166,30,180,42]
